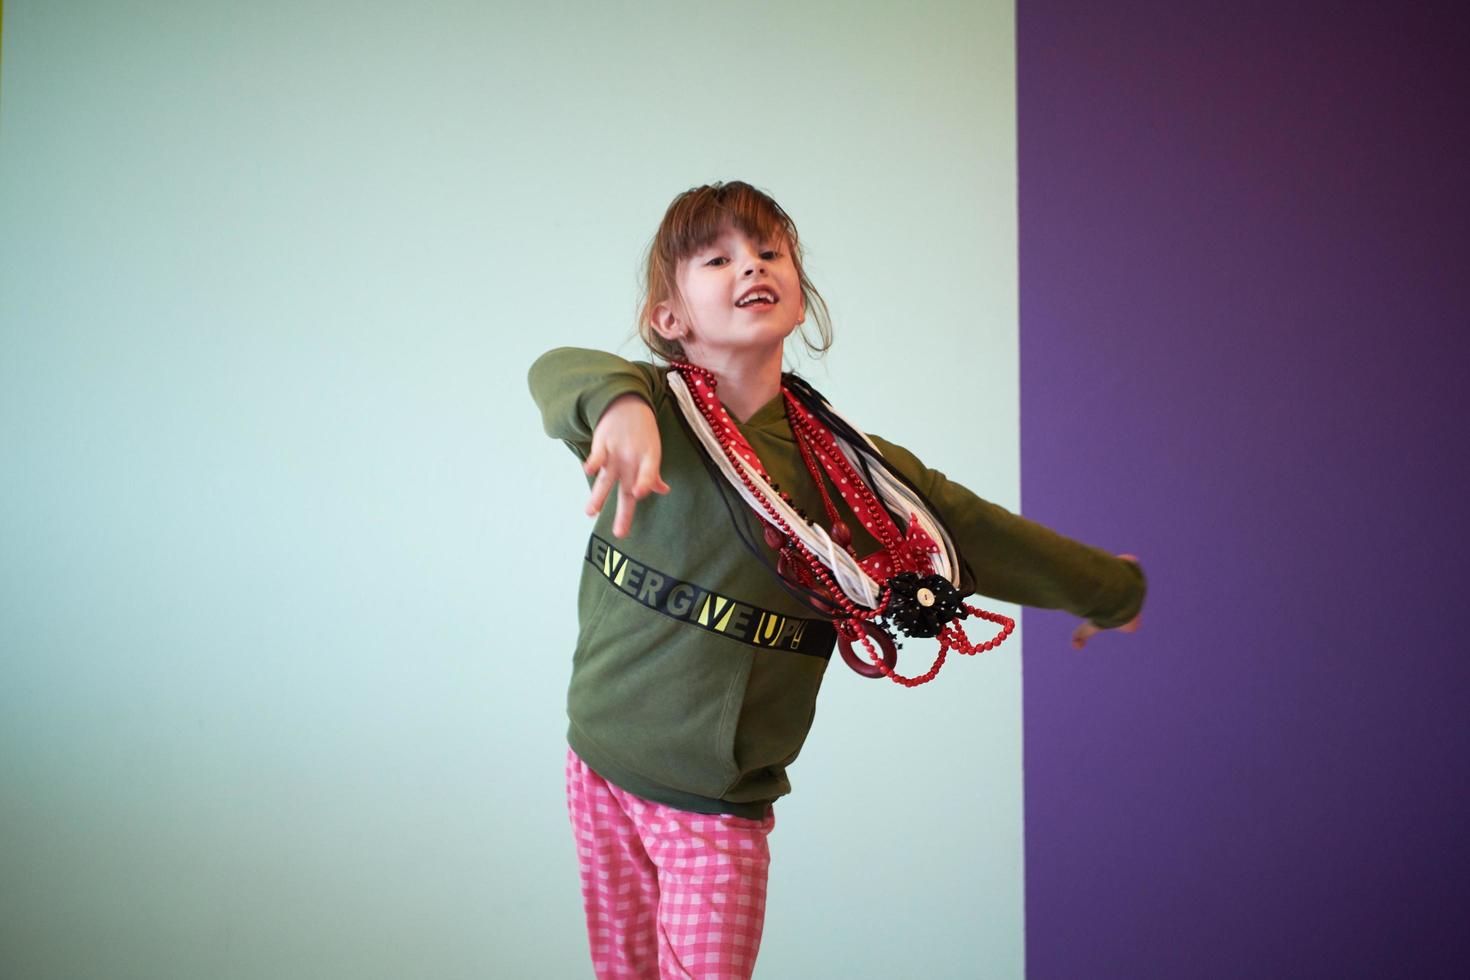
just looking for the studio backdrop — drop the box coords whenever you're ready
[0,2,1024,978]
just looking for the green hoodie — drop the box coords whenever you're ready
[528,347,1145,818]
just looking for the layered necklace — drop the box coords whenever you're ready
[668,360,1014,687]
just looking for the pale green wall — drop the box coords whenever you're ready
[0,2,1019,977]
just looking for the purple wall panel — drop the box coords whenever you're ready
[1019,4,1469,977]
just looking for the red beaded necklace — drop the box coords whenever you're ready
[669,360,1014,687]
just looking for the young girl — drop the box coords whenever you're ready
[528,180,1144,979]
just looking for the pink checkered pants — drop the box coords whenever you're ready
[565,746,776,979]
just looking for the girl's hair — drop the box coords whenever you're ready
[635,180,833,363]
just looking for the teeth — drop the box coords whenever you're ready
[737,292,775,307]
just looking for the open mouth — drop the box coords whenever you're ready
[735,290,778,308]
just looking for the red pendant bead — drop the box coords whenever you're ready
[763,524,786,550]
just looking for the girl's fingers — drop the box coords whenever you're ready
[583,443,606,477]
[632,454,665,499]
[584,439,666,533]
[585,467,615,517]
[1072,612,1142,649]
[1072,621,1099,649]
[613,484,637,538]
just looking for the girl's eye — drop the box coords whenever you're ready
[705,251,780,266]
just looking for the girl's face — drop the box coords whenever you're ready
[657,224,806,361]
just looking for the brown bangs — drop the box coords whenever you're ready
[635,180,833,363]
[660,183,796,261]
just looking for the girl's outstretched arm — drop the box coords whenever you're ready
[868,434,1147,635]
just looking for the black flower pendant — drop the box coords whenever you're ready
[883,572,967,638]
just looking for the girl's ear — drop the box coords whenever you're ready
[650,299,687,341]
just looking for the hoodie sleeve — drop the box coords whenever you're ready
[526,347,665,460]
[868,434,1146,629]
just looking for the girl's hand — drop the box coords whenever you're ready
[583,393,670,538]
[1071,553,1143,649]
